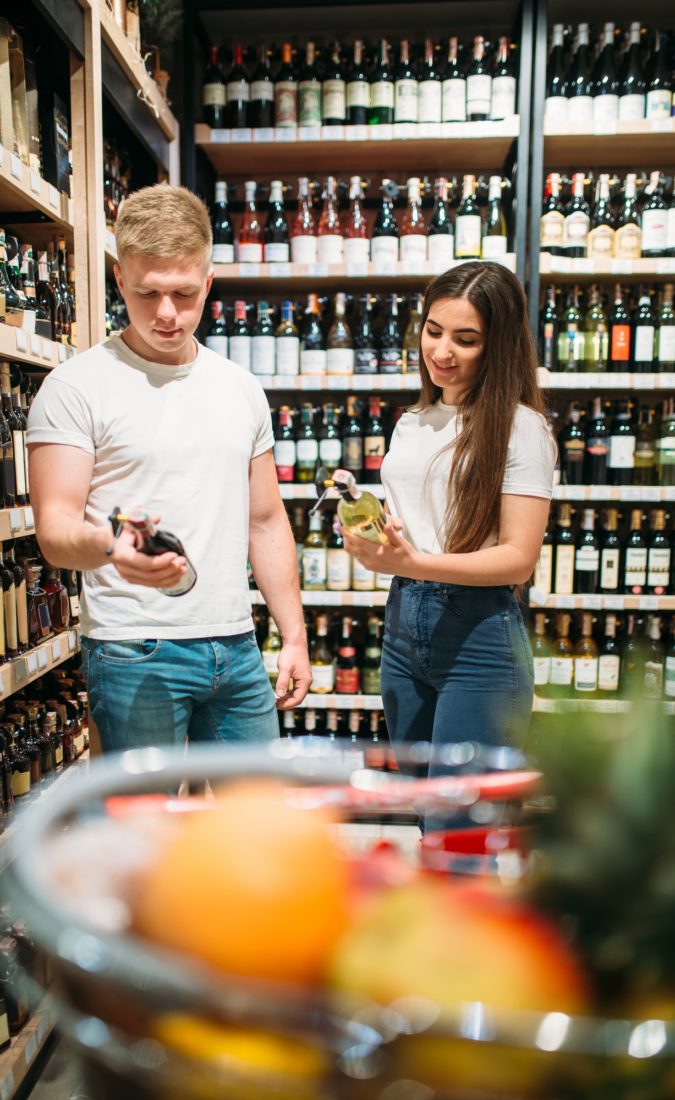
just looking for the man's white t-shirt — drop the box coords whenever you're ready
[27,334,274,640]
[381,401,556,554]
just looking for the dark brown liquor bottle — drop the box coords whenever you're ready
[0,550,18,660]
[3,544,28,653]
[0,367,25,506]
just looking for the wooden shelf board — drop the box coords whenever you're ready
[253,373,420,392]
[553,485,675,503]
[0,628,81,703]
[250,589,389,606]
[279,483,386,501]
[0,507,35,541]
[0,145,72,230]
[528,594,675,612]
[100,5,178,142]
[212,254,515,289]
[0,323,75,370]
[0,998,56,1100]
[539,254,675,281]
[538,369,675,390]
[300,693,383,709]
[544,117,675,169]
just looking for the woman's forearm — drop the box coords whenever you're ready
[408,543,534,586]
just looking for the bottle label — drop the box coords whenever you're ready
[262,650,279,674]
[533,656,550,686]
[274,440,296,480]
[205,335,229,357]
[228,335,251,371]
[598,654,620,692]
[567,95,593,123]
[587,225,615,258]
[380,347,403,374]
[327,549,351,590]
[665,656,675,698]
[300,348,327,375]
[311,662,335,691]
[609,434,636,468]
[336,667,360,693]
[592,94,619,125]
[418,80,442,122]
[575,546,599,571]
[646,89,673,119]
[298,83,322,125]
[212,243,235,263]
[490,75,516,119]
[251,334,276,375]
[575,657,598,693]
[238,241,263,262]
[371,235,399,263]
[352,557,375,589]
[403,346,420,373]
[455,214,482,257]
[317,235,344,264]
[634,326,656,363]
[323,79,346,120]
[540,210,565,248]
[302,548,327,587]
[296,439,319,463]
[347,81,370,109]
[667,207,675,252]
[355,347,378,374]
[584,327,609,365]
[276,336,300,375]
[376,572,392,591]
[344,237,370,265]
[624,547,647,586]
[442,78,466,121]
[264,242,290,263]
[554,545,575,595]
[362,667,382,694]
[395,79,418,121]
[203,82,226,107]
[615,223,642,259]
[370,81,394,109]
[400,235,427,264]
[648,548,671,590]
[545,95,568,121]
[326,347,355,375]
[291,235,318,264]
[618,93,645,120]
[564,210,590,247]
[533,544,553,593]
[251,80,274,103]
[642,209,667,253]
[481,235,508,258]
[466,73,492,115]
[343,437,363,473]
[659,326,675,365]
[610,324,631,361]
[428,232,455,270]
[644,660,663,697]
[275,83,298,126]
[319,438,342,464]
[227,79,250,102]
[11,770,30,797]
[550,656,573,686]
[364,436,386,471]
[600,548,620,590]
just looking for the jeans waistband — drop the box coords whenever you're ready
[391,576,516,594]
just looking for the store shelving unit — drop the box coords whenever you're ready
[529,594,675,611]
[0,998,56,1100]
[251,589,389,607]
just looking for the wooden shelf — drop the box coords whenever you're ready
[534,695,675,716]
[543,117,675,169]
[0,323,75,370]
[539,254,675,281]
[212,255,516,289]
[104,229,117,274]
[0,144,72,230]
[251,589,388,607]
[529,594,675,612]
[553,485,675,503]
[279,484,385,501]
[0,507,35,541]
[300,693,383,709]
[538,369,675,390]
[0,998,56,1100]
[196,117,520,175]
[100,5,178,142]
[257,373,420,392]
[0,628,81,703]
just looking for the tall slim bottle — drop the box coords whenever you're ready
[455,175,482,260]
[618,22,645,121]
[291,177,317,264]
[545,24,567,121]
[399,177,427,268]
[274,43,297,128]
[418,37,442,123]
[592,22,619,126]
[326,293,354,375]
[566,23,593,124]
[482,175,508,258]
[466,36,491,121]
[317,176,344,265]
[369,40,395,125]
[427,177,454,272]
[346,41,370,125]
[491,36,516,119]
[442,36,466,121]
[238,181,263,262]
[394,39,418,123]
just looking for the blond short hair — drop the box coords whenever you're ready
[115,183,212,263]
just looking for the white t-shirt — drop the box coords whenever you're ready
[381,401,556,554]
[27,334,274,640]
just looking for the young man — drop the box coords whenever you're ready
[27,183,310,752]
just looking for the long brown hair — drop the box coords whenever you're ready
[416,262,546,553]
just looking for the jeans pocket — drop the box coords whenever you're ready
[516,617,535,680]
[97,639,162,663]
[441,585,509,623]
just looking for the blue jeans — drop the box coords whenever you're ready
[381,578,534,820]
[81,633,279,753]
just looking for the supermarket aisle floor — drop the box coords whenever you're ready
[22,1036,89,1100]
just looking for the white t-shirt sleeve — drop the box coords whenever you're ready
[26,376,96,456]
[502,407,557,500]
[250,380,275,459]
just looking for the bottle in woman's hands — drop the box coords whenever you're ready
[312,468,388,545]
[108,507,198,596]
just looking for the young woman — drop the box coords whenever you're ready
[341,262,555,777]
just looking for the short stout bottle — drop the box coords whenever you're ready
[623,508,648,594]
[598,614,621,696]
[574,612,599,695]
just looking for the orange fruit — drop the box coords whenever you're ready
[131,778,349,985]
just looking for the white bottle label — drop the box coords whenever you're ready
[466,74,492,115]
[625,547,647,586]
[323,79,346,119]
[659,326,675,364]
[326,347,355,375]
[203,83,226,107]
[642,209,667,252]
[442,79,466,121]
[618,93,645,120]
[564,211,590,246]
[399,235,427,264]
[370,81,394,109]
[251,80,274,103]
[567,95,593,123]
[533,656,550,686]
[263,650,279,674]
[344,237,370,266]
[302,549,327,587]
[600,548,620,590]
[648,548,671,588]
[666,656,675,698]
[395,79,418,122]
[575,657,598,693]
[274,440,296,467]
[418,80,442,122]
[300,349,327,375]
[490,75,516,119]
[576,546,599,571]
[229,335,251,371]
[533,544,553,593]
[264,242,290,262]
[310,663,335,691]
[319,439,342,464]
[371,235,399,262]
[455,214,482,257]
[550,656,573,686]
[545,95,568,122]
[238,242,263,262]
[634,326,656,362]
[251,334,276,375]
[347,81,370,109]
[352,558,375,590]
[227,79,249,102]
[481,235,508,258]
[317,234,344,264]
[296,439,319,463]
[212,243,234,263]
[592,94,619,125]
[376,572,393,591]
[554,546,575,595]
[327,550,351,590]
[428,232,455,271]
[598,654,620,692]
[667,206,675,253]
[646,89,673,119]
[205,335,229,356]
[291,235,318,264]
[609,435,636,468]
[276,337,300,375]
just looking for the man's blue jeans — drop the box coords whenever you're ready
[81,633,279,753]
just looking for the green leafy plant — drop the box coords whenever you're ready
[139,0,182,55]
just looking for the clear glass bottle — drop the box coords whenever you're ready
[275,300,300,376]
[399,177,427,268]
[326,293,354,375]
[317,176,344,265]
[344,176,369,268]
[482,175,508,258]
[238,180,263,263]
[309,613,335,690]
[291,177,317,264]
[302,512,327,591]
[455,174,482,260]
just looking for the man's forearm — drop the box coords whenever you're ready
[249,512,306,645]
[35,508,112,570]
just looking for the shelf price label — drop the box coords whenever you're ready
[30,334,43,358]
[252,128,274,143]
[47,185,59,210]
[26,652,38,675]
[209,129,230,143]
[580,596,601,609]
[230,128,251,143]
[1,1070,15,1100]
[639,596,659,611]
[556,595,576,608]
[24,1033,38,1064]
[8,510,22,532]
[14,657,28,683]
[51,640,63,662]
[29,170,41,195]
[23,506,34,529]
[604,596,625,610]
[68,630,77,651]
[14,328,27,353]
[10,153,23,180]
[37,648,49,669]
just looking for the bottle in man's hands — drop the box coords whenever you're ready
[109,507,198,596]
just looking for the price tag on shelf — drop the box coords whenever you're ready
[638,596,659,611]
[8,510,22,532]
[589,485,609,500]
[26,652,38,674]
[230,128,251,143]
[14,328,27,353]
[14,658,27,683]
[37,648,49,669]
[1,1070,15,1100]
[67,630,77,651]
[274,128,297,142]
[659,373,675,390]
[550,256,571,273]
[393,122,417,140]
[51,639,63,662]
[574,259,594,274]
[556,595,576,609]
[657,259,675,275]
[611,260,633,275]
[238,263,261,278]
[528,587,548,607]
[322,124,344,141]
[58,344,67,362]
[604,596,625,610]
[594,120,617,135]
[210,129,230,143]
[29,169,41,195]
[622,486,641,501]
[298,126,321,142]
[24,506,34,529]
[370,125,393,141]
[346,125,368,141]
[42,340,53,361]
[308,263,328,278]
[47,184,59,209]
[418,123,442,139]
[30,334,43,358]
[643,487,661,502]
[664,488,675,502]
[372,257,397,277]
[252,128,274,143]
[24,1033,38,1064]
[270,263,290,278]
[37,1015,49,1044]
[10,153,23,180]
[580,596,602,609]
[346,262,368,278]
[650,119,672,133]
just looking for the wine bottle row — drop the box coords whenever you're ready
[540,283,674,372]
[532,609,675,700]
[278,708,390,758]
[271,398,396,484]
[534,504,674,597]
[556,398,675,487]
[260,609,384,696]
[1,229,76,347]
[0,535,81,664]
[540,172,675,261]
[210,174,510,267]
[203,35,517,130]
[205,293,422,376]
[545,22,673,124]
[103,138,132,231]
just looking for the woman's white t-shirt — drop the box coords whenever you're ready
[380,401,556,554]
